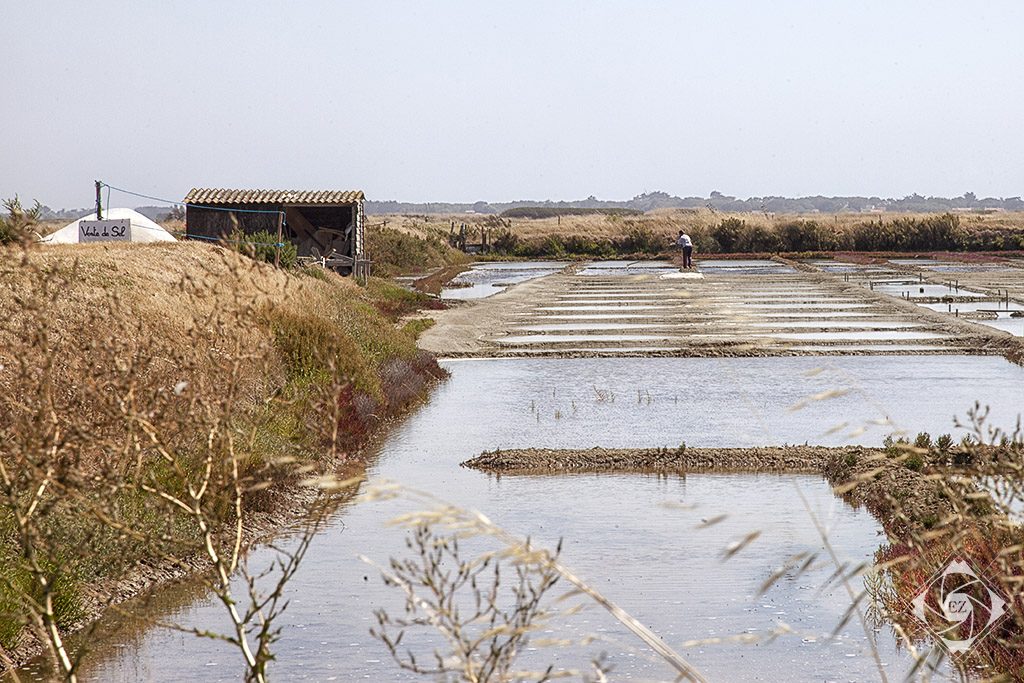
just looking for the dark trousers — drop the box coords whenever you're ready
[683,246,693,268]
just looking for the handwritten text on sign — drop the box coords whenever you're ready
[79,219,132,242]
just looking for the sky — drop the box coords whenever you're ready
[3,0,1023,208]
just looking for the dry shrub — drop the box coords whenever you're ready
[830,413,1024,678]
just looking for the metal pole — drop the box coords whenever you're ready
[274,211,284,268]
[95,180,103,220]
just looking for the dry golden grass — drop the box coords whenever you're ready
[372,209,1024,248]
[0,240,445,672]
[0,240,446,470]
[0,243,300,458]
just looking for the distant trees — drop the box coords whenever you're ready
[366,192,1024,216]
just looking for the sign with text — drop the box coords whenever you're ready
[79,219,131,242]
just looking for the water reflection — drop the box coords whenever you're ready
[39,356,1024,681]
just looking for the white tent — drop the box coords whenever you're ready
[40,207,176,244]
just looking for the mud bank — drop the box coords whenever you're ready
[463,446,971,535]
[433,345,1008,359]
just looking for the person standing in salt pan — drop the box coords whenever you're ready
[676,230,693,269]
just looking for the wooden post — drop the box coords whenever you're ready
[95,180,103,220]
[274,211,284,268]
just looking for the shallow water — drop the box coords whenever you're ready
[716,294,843,303]
[765,330,946,341]
[887,258,946,266]
[497,333,679,344]
[556,291,670,299]
[972,318,1024,336]
[734,301,873,309]
[525,312,684,320]
[756,311,885,318]
[578,260,678,276]
[62,356,1024,682]
[803,260,865,273]
[922,263,1012,273]
[698,260,798,275]
[788,344,949,352]
[509,346,686,354]
[887,258,1012,273]
[552,298,686,306]
[918,301,1023,314]
[514,322,676,331]
[537,304,676,311]
[745,320,922,329]
[441,261,568,299]
[871,283,987,299]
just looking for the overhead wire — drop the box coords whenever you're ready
[99,181,288,246]
[100,183,286,216]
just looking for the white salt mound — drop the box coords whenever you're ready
[41,208,176,244]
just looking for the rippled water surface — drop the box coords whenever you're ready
[50,356,1024,682]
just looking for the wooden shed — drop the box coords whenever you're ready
[183,188,367,276]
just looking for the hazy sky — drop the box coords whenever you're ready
[4,1,1023,208]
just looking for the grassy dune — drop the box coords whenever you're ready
[0,241,445,665]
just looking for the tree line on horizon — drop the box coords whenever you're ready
[365,190,1024,215]
[19,190,1024,221]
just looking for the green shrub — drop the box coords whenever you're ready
[231,229,298,268]
[687,225,720,253]
[0,561,83,651]
[735,223,782,252]
[0,195,42,244]
[914,432,932,450]
[366,226,467,276]
[883,435,910,457]
[614,226,664,254]
[301,264,330,281]
[850,213,963,252]
[401,318,435,339]
[363,277,438,319]
[490,228,521,255]
[777,220,845,252]
[260,304,377,394]
[935,433,954,452]
[541,236,566,258]
[952,449,975,466]
[906,213,962,250]
[712,218,744,252]
[851,220,891,251]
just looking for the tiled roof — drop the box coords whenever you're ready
[184,188,364,205]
